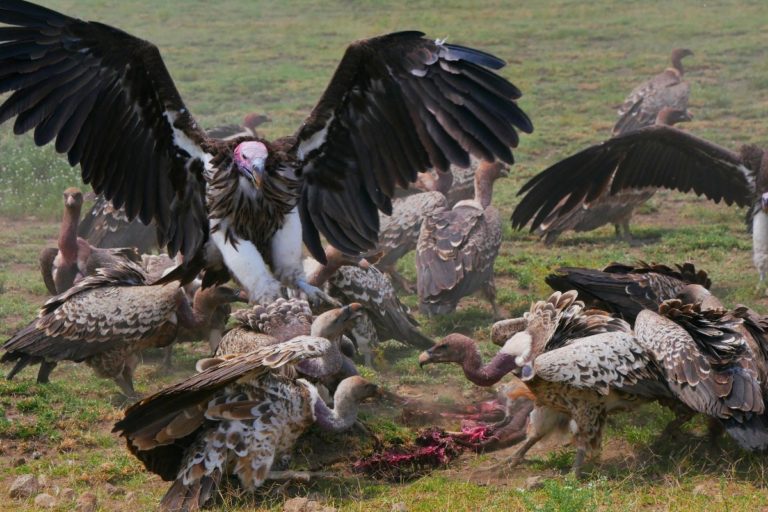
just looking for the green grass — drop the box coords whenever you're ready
[2,0,768,510]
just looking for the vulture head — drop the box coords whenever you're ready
[418,333,477,367]
[63,187,84,211]
[655,107,692,126]
[243,112,271,130]
[670,48,694,73]
[234,141,269,187]
[310,302,365,340]
[334,375,380,403]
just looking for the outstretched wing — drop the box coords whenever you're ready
[113,336,331,443]
[292,31,533,260]
[511,126,754,233]
[0,0,210,258]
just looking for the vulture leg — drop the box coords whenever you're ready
[296,279,341,308]
[659,404,695,439]
[210,229,282,304]
[488,406,561,469]
[482,278,500,320]
[113,373,137,399]
[161,346,174,370]
[36,361,58,384]
[569,404,606,478]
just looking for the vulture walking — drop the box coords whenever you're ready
[417,162,508,317]
[512,108,692,243]
[0,1,532,304]
[306,246,434,365]
[2,262,244,397]
[421,290,768,475]
[613,48,693,136]
[114,338,378,511]
[39,187,141,295]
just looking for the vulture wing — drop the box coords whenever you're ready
[533,332,657,396]
[512,126,754,233]
[292,31,533,260]
[113,336,331,447]
[0,0,210,258]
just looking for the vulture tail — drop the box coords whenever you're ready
[160,469,221,512]
[723,408,768,452]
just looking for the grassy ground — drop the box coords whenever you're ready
[1,0,768,510]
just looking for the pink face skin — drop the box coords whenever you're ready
[233,141,269,186]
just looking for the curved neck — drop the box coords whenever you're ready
[474,176,497,209]
[671,56,685,75]
[313,390,361,432]
[58,205,81,263]
[459,347,518,386]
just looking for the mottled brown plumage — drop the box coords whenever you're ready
[545,261,711,322]
[613,48,693,136]
[114,337,377,511]
[417,162,507,316]
[3,262,242,396]
[78,194,160,254]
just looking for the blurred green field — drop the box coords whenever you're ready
[1,0,768,511]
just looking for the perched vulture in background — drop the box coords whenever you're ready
[3,262,244,397]
[512,108,692,243]
[39,187,141,295]
[417,162,508,317]
[114,338,378,511]
[205,112,271,141]
[613,48,693,136]
[0,1,532,304]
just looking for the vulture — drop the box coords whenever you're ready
[420,290,768,474]
[2,262,244,397]
[512,107,692,243]
[77,116,272,254]
[216,299,362,387]
[205,112,272,141]
[0,1,533,304]
[306,246,434,365]
[77,193,160,254]
[39,187,141,295]
[417,161,508,317]
[114,338,378,511]
[371,189,448,293]
[545,261,711,322]
[613,48,693,136]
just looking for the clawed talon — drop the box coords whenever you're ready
[296,280,342,307]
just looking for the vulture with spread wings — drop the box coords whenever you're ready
[511,120,764,251]
[0,1,533,303]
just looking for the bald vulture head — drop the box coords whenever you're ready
[233,141,268,188]
[675,284,724,310]
[63,187,84,211]
[418,333,478,367]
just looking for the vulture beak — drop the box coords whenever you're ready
[234,141,269,188]
[761,192,768,213]
[418,349,432,368]
[65,195,77,207]
[233,289,249,302]
[340,302,364,321]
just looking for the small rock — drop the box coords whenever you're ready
[284,497,310,512]
[525,475,546,490]
[391,503,408,512]
[60,488,76,501]
[34,493,57,508]
[9,474,39,499]
[76,492,98,512]
[104,482,124,496]
[31,450,43,460]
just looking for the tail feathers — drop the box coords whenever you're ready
[386,309,434,349]
[3,353,42,380]
[160,470,221,512]
[724,410,768,451]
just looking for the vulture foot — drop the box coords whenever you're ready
[296,279,341,308]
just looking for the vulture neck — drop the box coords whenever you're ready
[177,289,224,330]
[474,173,498,210]
[58,203,81,264]
[313,385,363,432]
[458,344,518,386]
[670,55,686,75]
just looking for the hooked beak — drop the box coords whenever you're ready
[761,192,768,213]
[340,302,364,322]
[248,158,265,187]
[233,289,249,302]
[65,196,77,207]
